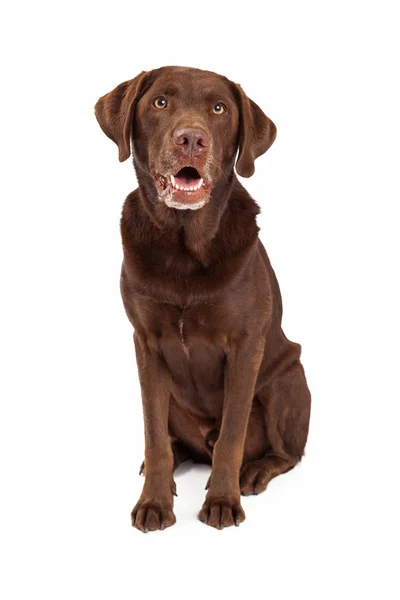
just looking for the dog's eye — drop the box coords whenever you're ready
[153,96,168,109]
[213,103,226,114]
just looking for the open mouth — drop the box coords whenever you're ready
[170,166,203,192]
[155,165,209,210]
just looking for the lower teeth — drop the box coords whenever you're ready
[170,175,202,191]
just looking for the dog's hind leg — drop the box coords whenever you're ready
[240,359,311,496]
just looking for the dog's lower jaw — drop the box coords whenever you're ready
[164,196,206,210]
[158,183,209,210]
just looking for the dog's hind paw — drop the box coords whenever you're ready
[240,460,272,496]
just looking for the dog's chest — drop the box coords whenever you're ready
[178,315,189,358]
[145,302,228,397]
[159,307,227,411]
[159,304,228,357]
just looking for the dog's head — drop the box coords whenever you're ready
[95,66,276,210]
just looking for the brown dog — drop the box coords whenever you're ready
[95,66,311,532]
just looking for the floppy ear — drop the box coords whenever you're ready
[94,72,148,162]
[234,84,277,178]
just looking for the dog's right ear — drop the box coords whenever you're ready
[95,72,148,162]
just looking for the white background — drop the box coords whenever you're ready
[1,1,399,598]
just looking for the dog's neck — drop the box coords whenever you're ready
[122,163,260,302]
[133,162,239,264]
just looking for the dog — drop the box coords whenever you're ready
[95,66,311,532]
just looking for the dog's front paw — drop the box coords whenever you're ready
[131,498,176,533]
[198,496,245,529]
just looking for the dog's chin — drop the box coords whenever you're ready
[163,188,209,211]
[154,166,211,211]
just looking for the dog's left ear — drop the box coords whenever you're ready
[234,84,277,178]
[95,71,148,162]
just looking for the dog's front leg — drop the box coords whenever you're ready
[131,333,176,533]
[199,337,264,529]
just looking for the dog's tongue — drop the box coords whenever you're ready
[174,166,201,187]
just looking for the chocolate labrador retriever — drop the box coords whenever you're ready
[95,66,311,532]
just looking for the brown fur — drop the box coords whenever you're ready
[95,66,311,532]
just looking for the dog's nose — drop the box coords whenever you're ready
[173,128,209,155]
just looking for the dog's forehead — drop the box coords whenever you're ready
[146,66,234,100]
